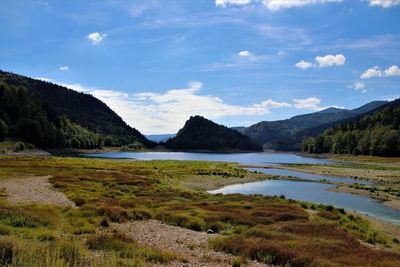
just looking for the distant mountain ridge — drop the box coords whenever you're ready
[146,134,176,143]
[240,100,388,151]
[0,70,154,148]
[166,116,262,151]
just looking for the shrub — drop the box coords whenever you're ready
[37,231,56,242]
[71,197,86,207]
[0,225,11,235]
[0,240,14,265]
[58,240,81,265]
[325,205,335,212]
[12,142,25,152]
[127,208,153,220]
[100,218,110,228]
[186,219,204,231]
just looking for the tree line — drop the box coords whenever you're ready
[301,103,400,156]
[0,82,104,149]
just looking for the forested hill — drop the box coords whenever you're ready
[0,70,154,148]
[301,98,400,156]
[240,100,387,151]
[165,116,262,151]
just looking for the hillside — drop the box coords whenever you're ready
[0,70,154,148]
[241,101,388,151]
[301,98,400,156]
[165,116,262,151]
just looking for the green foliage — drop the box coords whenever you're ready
[12,142,25,152]
[0,119,7,142]
[302,101,400,156]
[166,116,262,151]
[0,157,399,266]
[0,70,155,148]
[242,101,387,151]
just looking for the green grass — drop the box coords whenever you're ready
[0,156,399,266]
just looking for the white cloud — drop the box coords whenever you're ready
[315,54,346,67]
[360,66,382,79]
[36,78,91,93]
[368,0,400,8]
[38,79,290,134]
[238,50,252,57]
[360,65,400,79]
[349,81,367,93]
[291,97,342,111]
[215,0,252,7]
[384,65,400,77]
[262,0,343,11]
[295,60,313,69]
[59,66,69,71]
[354,81,365,90]
[92,82,291,134]
[87,32,108,45]
[215,0,398,10]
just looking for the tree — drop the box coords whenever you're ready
[0,119,7,141]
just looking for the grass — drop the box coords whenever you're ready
[0,156,399,266]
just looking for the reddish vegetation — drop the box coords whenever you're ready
[1,157,400,266]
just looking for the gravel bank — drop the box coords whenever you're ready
[0,175,75,207]
[116,220,266,267]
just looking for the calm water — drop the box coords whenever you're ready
[83,151,399,224]
[84,151,331,165]
[247,168,372,185]
[209,180,400,225]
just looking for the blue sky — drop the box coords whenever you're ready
[0,0,399,134]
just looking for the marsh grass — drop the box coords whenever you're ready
[0,156,399,266]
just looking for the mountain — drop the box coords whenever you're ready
[240,101,388,151]
[314,107,347,114]
[302,98,400,156]
[146,134,176,143]
[0,70,154,148]
[165,116,262,151]
[230,126,246,132]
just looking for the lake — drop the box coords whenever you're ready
[247,167,372,185]
[83,151,400,224]
[84,151,331,165]
[209,180,400,225]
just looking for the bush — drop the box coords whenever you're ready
[12,142,25,152]
[0,240,14,265]
[71,197,86,207]
[0,225,11,236]
[186,219,205,231]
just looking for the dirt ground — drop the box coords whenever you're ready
[115,220,266,267]
[0,175,75,207]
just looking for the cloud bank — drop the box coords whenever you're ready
[38,78,338,134]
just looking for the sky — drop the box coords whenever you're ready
[0,0,399,134]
